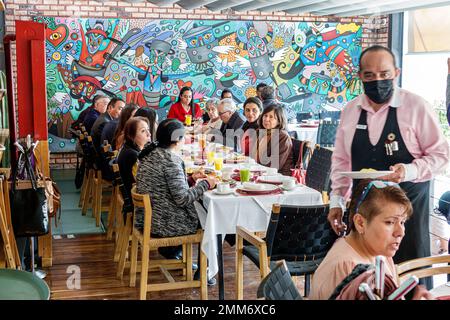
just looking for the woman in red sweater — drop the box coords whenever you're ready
[167,86,202,123]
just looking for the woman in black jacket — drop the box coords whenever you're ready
[117,117,151,213]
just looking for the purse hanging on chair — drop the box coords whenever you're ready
[10,140,49,237]
[291,141,311,184]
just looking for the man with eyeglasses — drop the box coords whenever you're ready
[217,98,245,152]
[328,45,449,283]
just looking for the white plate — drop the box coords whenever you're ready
[241,183,279,192]
[212,189,234,196]
[257,175,287,184]
[339,171,394,179]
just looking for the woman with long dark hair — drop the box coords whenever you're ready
[134,107,158,143]
[107,103,139,150]
[117,116,151,212]
[167,86,202,123]
[256,104,293,175]
[241,97,262,157]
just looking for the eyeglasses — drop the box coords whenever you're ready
[355,180,401,213]
[219,110,231,116]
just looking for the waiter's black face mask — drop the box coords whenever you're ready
[363,79,394,104]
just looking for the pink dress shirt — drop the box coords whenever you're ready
[330,87,450,208]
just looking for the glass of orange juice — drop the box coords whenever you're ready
[207,151,215,165]
[185,114,192,126]
[214,157,223,171]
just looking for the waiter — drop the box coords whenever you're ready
[328,45,449,278]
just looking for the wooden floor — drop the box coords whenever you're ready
[44,233,306,300]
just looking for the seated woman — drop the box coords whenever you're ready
[106,104,138,150]
[167,86,202,124]
[201,98,222,138]
[256,104,293,175]
[136,119,217,264]
[134,107,159,145]
[241,97,261,157]
[310,179,433,300]
[117,117,151,214]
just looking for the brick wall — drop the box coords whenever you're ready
[3,0,389,169]
[50,151,79,169]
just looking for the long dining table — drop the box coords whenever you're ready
[182,136,323,299]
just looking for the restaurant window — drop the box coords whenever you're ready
[402,6,450,205]
[407,5,450,53]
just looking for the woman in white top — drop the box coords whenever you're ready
[202,98,222,140]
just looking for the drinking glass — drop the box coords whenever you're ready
[207,151,215,165]
[214,157,223,171]
[240,168,251,182]
[198,134,207,150]
[185,114,192,126]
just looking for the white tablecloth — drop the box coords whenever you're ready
[197,184,323,278]
[287,124,318,146]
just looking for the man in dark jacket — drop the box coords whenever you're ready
[82,95,110,134]
[217,98,245,152]
[72,94,109,134]
[91,97,125,152]
[90,97,125,180]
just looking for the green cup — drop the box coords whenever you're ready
[240,168,250,182]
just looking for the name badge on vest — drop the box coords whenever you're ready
[356,124,367,130]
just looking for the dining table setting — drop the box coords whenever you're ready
[287,120,319,146]
[179,130,323,299]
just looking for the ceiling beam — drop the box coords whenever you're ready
[285,0,369,14]
[232,0,287,12]
[336,0,450,16]
[176,0,217,10]
[147,0,179,6]
[259,0,327,13]
[206,0,254,11]
[313,0,403,15]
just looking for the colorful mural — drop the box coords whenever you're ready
[35,17,363,152]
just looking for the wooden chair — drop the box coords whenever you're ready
[236,203,337,299]
[0,171,20,269]
[130,186,207,300]
[396,254,450,284]
[80,135,96,216]
[108,161,124,243]
[0,128,9,164]
[257,260,302,300]
[91,143,115,227]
